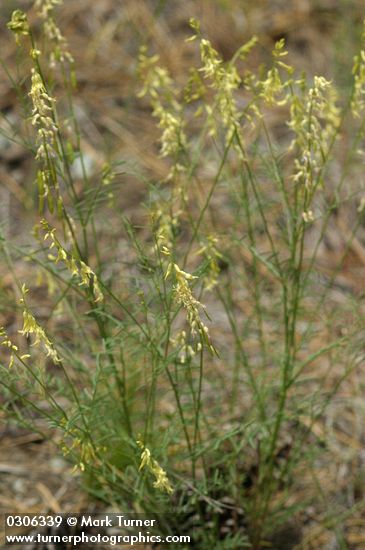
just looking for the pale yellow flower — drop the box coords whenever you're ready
[137,441,173,495]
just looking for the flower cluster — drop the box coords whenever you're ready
[152,207,180,253]
[60,420,105,474]
[29,69,58,160]
[198,38,242,142]
[137,47,173,100]
[138,48,186,177]
[170,329,202,364]
[79,261,104,303]
[41,220,104,303]
[137,441,173,495]
[153,105,187,159]
[165,263,216,354]
[260,39,293,107]
[199,38,222,79]
[187,21,258,138]
[19,285,60,364]
[36,169,62,214]
[0,328,27,369]
[34,0,62,17]
[289,76,340,191]
[34,0,74,65]
[7,9,29,43]
[197,235,222,291]
[351,21,365,117]
[302,210,314,223]
[153,211,216,354]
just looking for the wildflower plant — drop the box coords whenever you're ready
[2,4,365,549]
[19,285,60,364]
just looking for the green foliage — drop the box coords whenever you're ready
[2,2,365,548]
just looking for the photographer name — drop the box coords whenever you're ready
[81,515,156,528]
